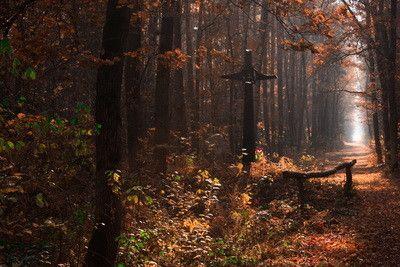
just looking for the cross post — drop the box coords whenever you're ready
[222,49,277,166]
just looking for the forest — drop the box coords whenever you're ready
[1,0,400,266]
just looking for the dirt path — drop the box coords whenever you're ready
[321,143,400,265]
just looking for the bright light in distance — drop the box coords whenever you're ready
[352,123,364,143]
[352,97,365,143]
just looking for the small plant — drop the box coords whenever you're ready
[117,229,154,262]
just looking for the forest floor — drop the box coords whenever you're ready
[3,140,400,266]
[277,142,400,266]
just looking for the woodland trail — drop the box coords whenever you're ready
[308,143,400,265]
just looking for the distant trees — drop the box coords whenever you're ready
[343,0,398,167]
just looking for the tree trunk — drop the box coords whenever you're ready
[226,16,238,153]
[207,36,217,124]
[85,4,129,266]
[269,17,277,150]
[387,0,398,169]
[373,0,393,163]
[311,74,320,146]
[297,52,307,148]
[184,0,195,130]
[259,0,270,147]
[366,6,383,164]
[125,0,142,170]
[276,21,284,153]
[287,50,296,147]
[154,2,174,173]
[193,0,204,130]
[173,0,187,132]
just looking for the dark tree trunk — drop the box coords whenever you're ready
[370,102,381,164]
[259,0,270,147]
[242,1,250,53]
[387,0,398,169]
[145,11,159,129]
[154,2,174,174]
[207,36,217,124]
[377,60,391,159]
[184,0,195,129]
[125,0,142,170]
[269,17,277,150]
[366,6,383,164]
[173,0,187,132]
[254,3,262,126]
[287,50,296,147]
[297,52,307,148]
[373,0,393,163]
[242,52,257,166]
[276,22,284,153]
[85,5,129,266]
[193,0,204,130]
[226,16,238,153]
[311,74,320,146]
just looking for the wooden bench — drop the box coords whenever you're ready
[282,159,357,204]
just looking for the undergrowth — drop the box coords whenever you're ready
[0,108,355,266]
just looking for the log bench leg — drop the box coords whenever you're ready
[344,166,353,197]
[297,177,305,205]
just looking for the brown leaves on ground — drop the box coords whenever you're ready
[2,119,400,267]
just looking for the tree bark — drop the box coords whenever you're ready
[276,21,284,153]
[226,15,238,153]
[372,0,393,163]
[173,0,187,132]
[154,2,174,173]
[387,0,398,169]
[193,0,204,130]
[125,0,142,170]
[184,0,195,129]
[297,52,307,148]
[85,5,129,266]
[365,5,383,164]
[207,36,217,124]
[286,50,296,147]
[260,0,270,147]
[269,17,277,150]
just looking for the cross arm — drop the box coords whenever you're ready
[221,70,245,81]
[254,70,277,81]
[221,69,277,82]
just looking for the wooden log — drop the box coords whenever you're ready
[282,159,357,205]
[282,159,357,180]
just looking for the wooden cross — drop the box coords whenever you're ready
[222,49,277,166]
